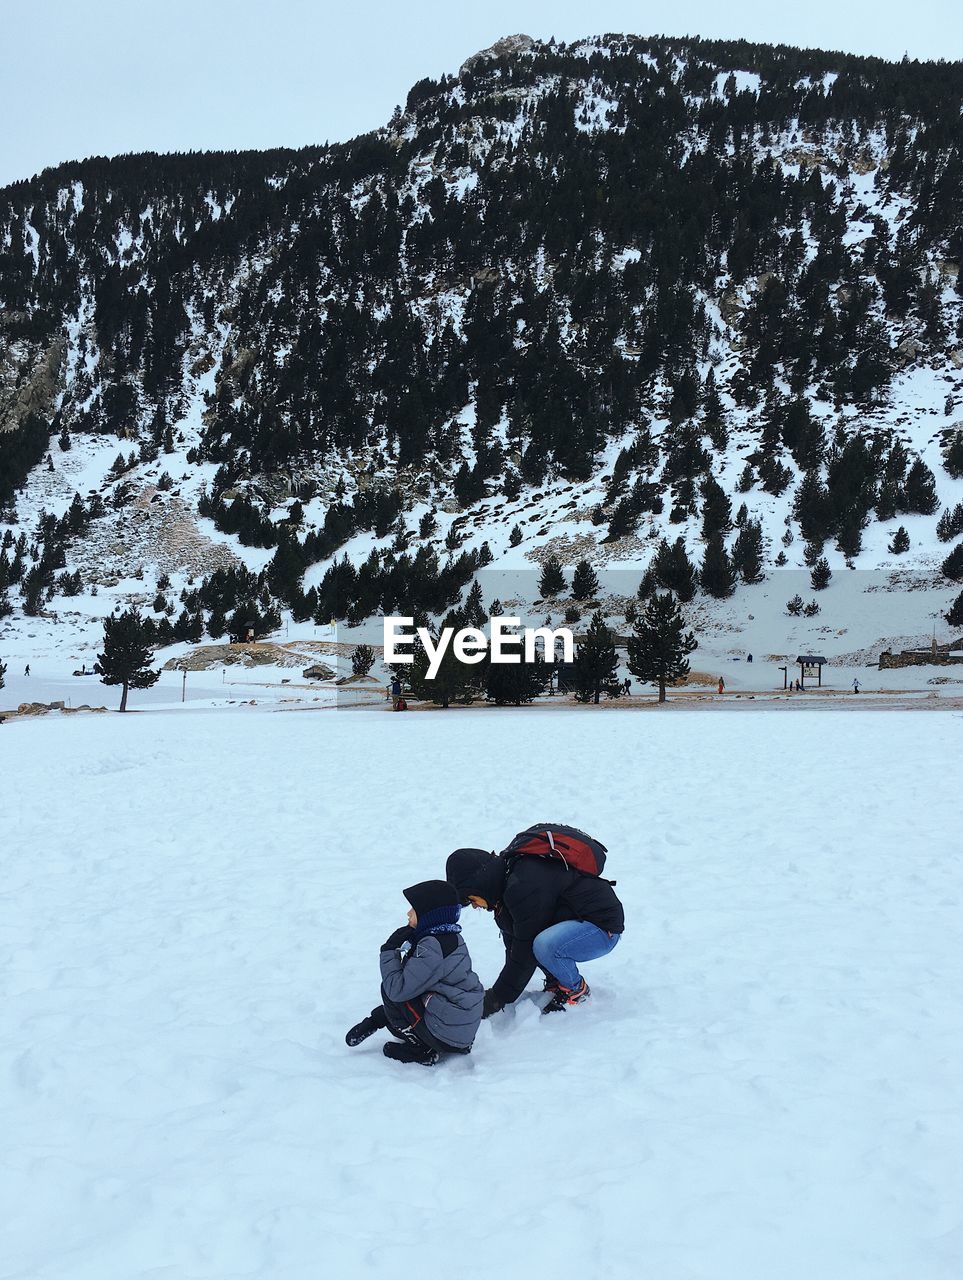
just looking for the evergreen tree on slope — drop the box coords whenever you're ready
[732,519,765,583]
[539,555,567,599]
[571,558,600,602]
[946,589,963,629]
[700,535,737,598]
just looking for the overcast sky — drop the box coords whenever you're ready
[1,0,959,189]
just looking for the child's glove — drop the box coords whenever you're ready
[381,926,416,951]
[482,989,505,1019]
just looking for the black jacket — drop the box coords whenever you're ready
[487,856,624,1005]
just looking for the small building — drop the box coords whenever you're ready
[878,637,963,669]
[303,663,334,681]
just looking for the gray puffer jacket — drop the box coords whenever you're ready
[380,932,483,1051]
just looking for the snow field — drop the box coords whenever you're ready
[2,707,961,1279]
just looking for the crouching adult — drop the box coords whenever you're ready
[445,831,624,1016]
[345,879,484,1066]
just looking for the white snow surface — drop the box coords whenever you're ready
[3,706,962,1279]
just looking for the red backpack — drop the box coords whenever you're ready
[502,823,608,878]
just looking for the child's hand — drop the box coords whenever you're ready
[381,926,416,951]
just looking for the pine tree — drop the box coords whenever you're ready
[702,367,728,451]
[538,555,566,598]
[485,650,547,705]
[700,475,732,540]
[902,458,939,515]
[572,610,619,703]
[732,519,765,582]
[636,567,656,601]
[95,607,161,711]
[700,535,736,598]
[888,526,910,554]
[942,541,963,581]
[627,592,697,703]
[464,579,486,627]
[786,594,804,616]
[654,537,696,602]
[943,433,963,479]
[571,558,600,601]
[509,524,523,547]
[794,471,834,545]
[0,656,6,688]
[936,503,963,542]
[408,611,482,708]
[810,556,832,590]
[352,643,375,677]
[946,589,963,629]
[836,511,865,558]
[207,606,227,640]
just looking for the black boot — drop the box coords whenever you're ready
[542,978,591,1015]
[345,1007,387,1046]
[383,1040,441,1067]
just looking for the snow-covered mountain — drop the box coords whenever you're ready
[2,32,963,669]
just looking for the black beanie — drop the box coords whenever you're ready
[445,847,503,903]
[403,879,460,917]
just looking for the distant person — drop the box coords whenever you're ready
[795,679,802,692]
[852,678,860,694]
[623,677,631,695]
[394,695,409,711]
[718,677,725,694]
[747,653,753,663]
[345,880,483,1067]
[24,664,30,677]
[390,675,402,709]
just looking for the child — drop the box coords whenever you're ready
[345,880,484,1066]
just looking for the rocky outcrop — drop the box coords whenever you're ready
[460,34,535,77]
[0,336,66,433]
[719,290,744,324]
[894,335,924,366]
[212,347,256,404]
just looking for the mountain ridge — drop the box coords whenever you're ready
[1,31,962,658]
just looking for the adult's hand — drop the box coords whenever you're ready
[482,989,505,1019]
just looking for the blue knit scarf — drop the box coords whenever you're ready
[413,903,462,941]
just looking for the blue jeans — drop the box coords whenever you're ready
[532,920,621,991]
